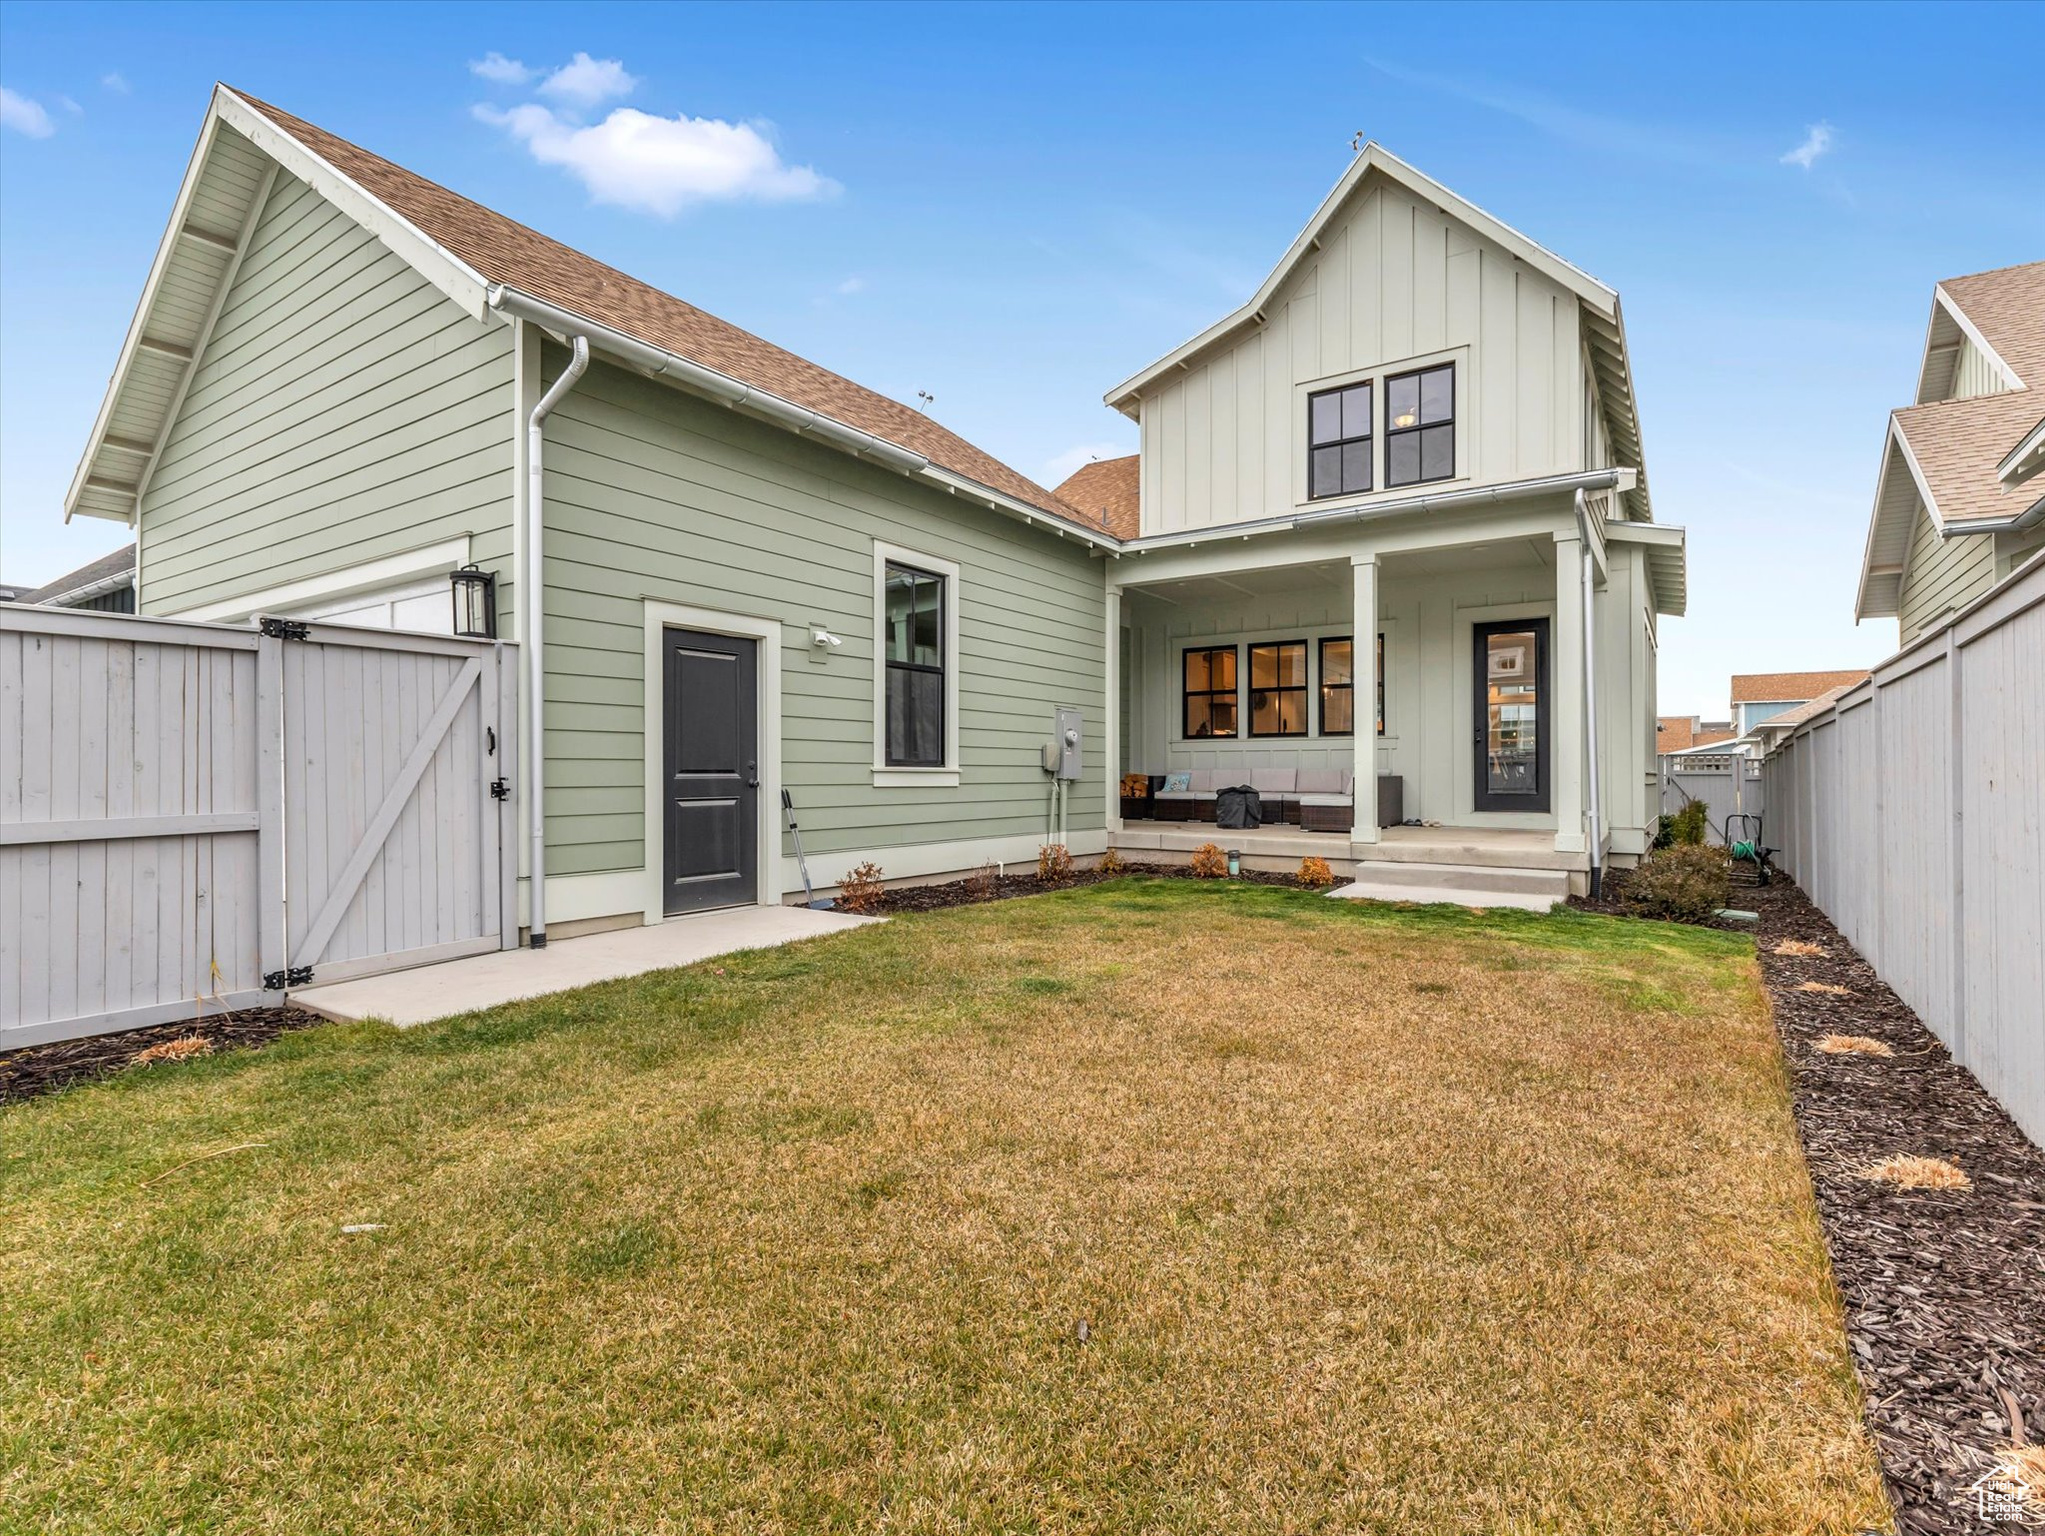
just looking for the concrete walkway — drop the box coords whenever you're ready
[293,906,881,1026]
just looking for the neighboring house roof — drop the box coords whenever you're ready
[1729,669,1871,705]
[66,86,1099,543]
[1752,683,1860,738]
[1655,716,1698,754]
[1859,261,2045,619]
[20,544,137,606]
[1102,142,1652,521]
[1052,455,1140,540]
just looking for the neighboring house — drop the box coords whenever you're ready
[1746,684,1860,753]
[63,86,1680,937]
[1729,669,1871,735]
[1856,261,2045,645]
[1656,715,1734,755]
[13,544,138,614]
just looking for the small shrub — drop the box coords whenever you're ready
[1037,843,1074,883]
[1651,812,1676,850]
[132,1035,213,1067]
[1097,848,1127,876]
[1189,842,1229,879]
[964,863,998,901]
[1858,1154,1969,1191]
[836,861,885,914]
[1296,856,1334,889]
[1620,844,1730,922]
[1669,800,1709,847]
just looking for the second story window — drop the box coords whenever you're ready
[1308,381,1372,499]
[1386,363,1455,487]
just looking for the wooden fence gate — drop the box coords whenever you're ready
[1,605,517,1050]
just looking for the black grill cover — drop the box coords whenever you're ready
[1215,784,1262,830]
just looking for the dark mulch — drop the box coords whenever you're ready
[857,859,1314,915]
[0,1007,324,1108]
[1747,880,2040,1532]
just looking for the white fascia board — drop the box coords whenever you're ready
[216,88,491,322]
[1931,284,2025,391]
[62,109,228,523]
[1854,422,1918,621]
[1104,143,1619,411]
[1997,412,2045,487]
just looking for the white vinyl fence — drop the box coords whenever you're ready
[1659,753,1765,841]
[1763,558,2044,1144]
[1,605,516,1050]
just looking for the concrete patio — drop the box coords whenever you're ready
[293,905,881,1026]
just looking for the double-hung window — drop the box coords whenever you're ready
[1386,363,1455,487]
[883,561,946,766]
[1248,641,1308,737]
[1307,381,1372,499]
[1183,646,1237,739]
[1319,635,1386,736]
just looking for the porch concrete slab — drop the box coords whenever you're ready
[293,906,882,1027]
[1326,880,1558,913]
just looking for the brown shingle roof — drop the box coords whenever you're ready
[23,543,136,604]
[1730,669,1871,704]
[1052,454,1140,540]
[229,91,1093,532]
[1758,683,1861,733]
[1894,388,2044,524]
[1655,716,1697,754]
[1940,261,2045,385]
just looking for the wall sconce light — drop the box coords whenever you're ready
[450,564,497,639]
[1227,848,1242,877]
[811,626,843,650]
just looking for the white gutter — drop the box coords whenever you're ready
[524,333,589,949]
[1572,489,1604,899]
[1934,496,2045,537]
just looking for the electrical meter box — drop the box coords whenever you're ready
[1051,706,1083,781]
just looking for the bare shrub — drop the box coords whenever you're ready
[964,863,998,901]
[1296,856,1334,889]
[1037,844,1074,883]
[1817,1034,1893,1057]
[1097,848,1127,876]
[836,862,886,914]
[1189,843,1229,879]
[132,1036,213,1067]
[1858,1154,1969,1191]
[1620,845,1730,922]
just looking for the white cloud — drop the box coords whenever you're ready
[100,71,129,94]
[1780,122,1834,170]
[476,101,837,217]
[469,51,535,85]
[1042,442,1132,487]
[0,87,56,138]
[538,52,637,109]
[834,276,866,296]
[58,95,82,116]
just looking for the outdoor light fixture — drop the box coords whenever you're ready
[450,564,497,639]
[1227,848,1242,877]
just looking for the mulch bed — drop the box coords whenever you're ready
[857,859,1313,915]
[0,1006,324,1108]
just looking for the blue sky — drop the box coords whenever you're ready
[2,1,2039,715]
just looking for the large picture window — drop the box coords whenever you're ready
[1307,381,1373,499]
[1319,635,1386,737]
[1248,641,1308,737]
[883,561,946,766]
[1182,646,1237,739]
[1386,363,1454,487]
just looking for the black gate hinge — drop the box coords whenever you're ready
[263,965,315,990]
[259,617,312,641]
[490,777,512,801]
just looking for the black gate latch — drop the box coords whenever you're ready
[263,965,315,990]
[259,617,312,640]
[490,778,512,801]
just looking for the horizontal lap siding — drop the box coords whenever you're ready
[542,355,1106,876]
[1897,505,1993,644]
[140,173,514,616]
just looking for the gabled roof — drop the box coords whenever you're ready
[21,544,136,606]
[1052,455,1140,540]
[1751,684,1860,737]
[1730,669,1870,705]
[67,87,1098,542]
[1101,143,1651,520]
[1861,261,2045,619]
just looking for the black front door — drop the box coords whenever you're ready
[663,628,758,914]
[1472,618,1550,813]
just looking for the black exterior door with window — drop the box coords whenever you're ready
[663,628,758,914]
[1471,618,1550,814]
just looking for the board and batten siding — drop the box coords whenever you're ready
[1137,179,1586,536]
[538,350,1107,884]
[137,172,516,619]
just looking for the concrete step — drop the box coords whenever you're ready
[1342,859,1571,898]
[1326,878,1561,913]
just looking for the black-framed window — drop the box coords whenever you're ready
[1319,635,1386,737]
[1308,381,1372,499]
[1386,363,1454,487]
[883,561,945,766]
[1182,646,1237,739]
[1248,641,1308,737]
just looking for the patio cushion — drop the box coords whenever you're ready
[1296,792,1353,807]
[1189,769,1223,794]
[1248,768,1297,794]
[1295,768,1346,795]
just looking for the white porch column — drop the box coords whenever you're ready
[1104,585,1122,836]
[1551,529,1587,854]
[1351,553,1379,848]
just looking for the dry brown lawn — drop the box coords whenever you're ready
[0,880,1887,1533]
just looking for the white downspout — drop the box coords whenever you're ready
[1574,489,1604,899]
[524,334,590,948]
